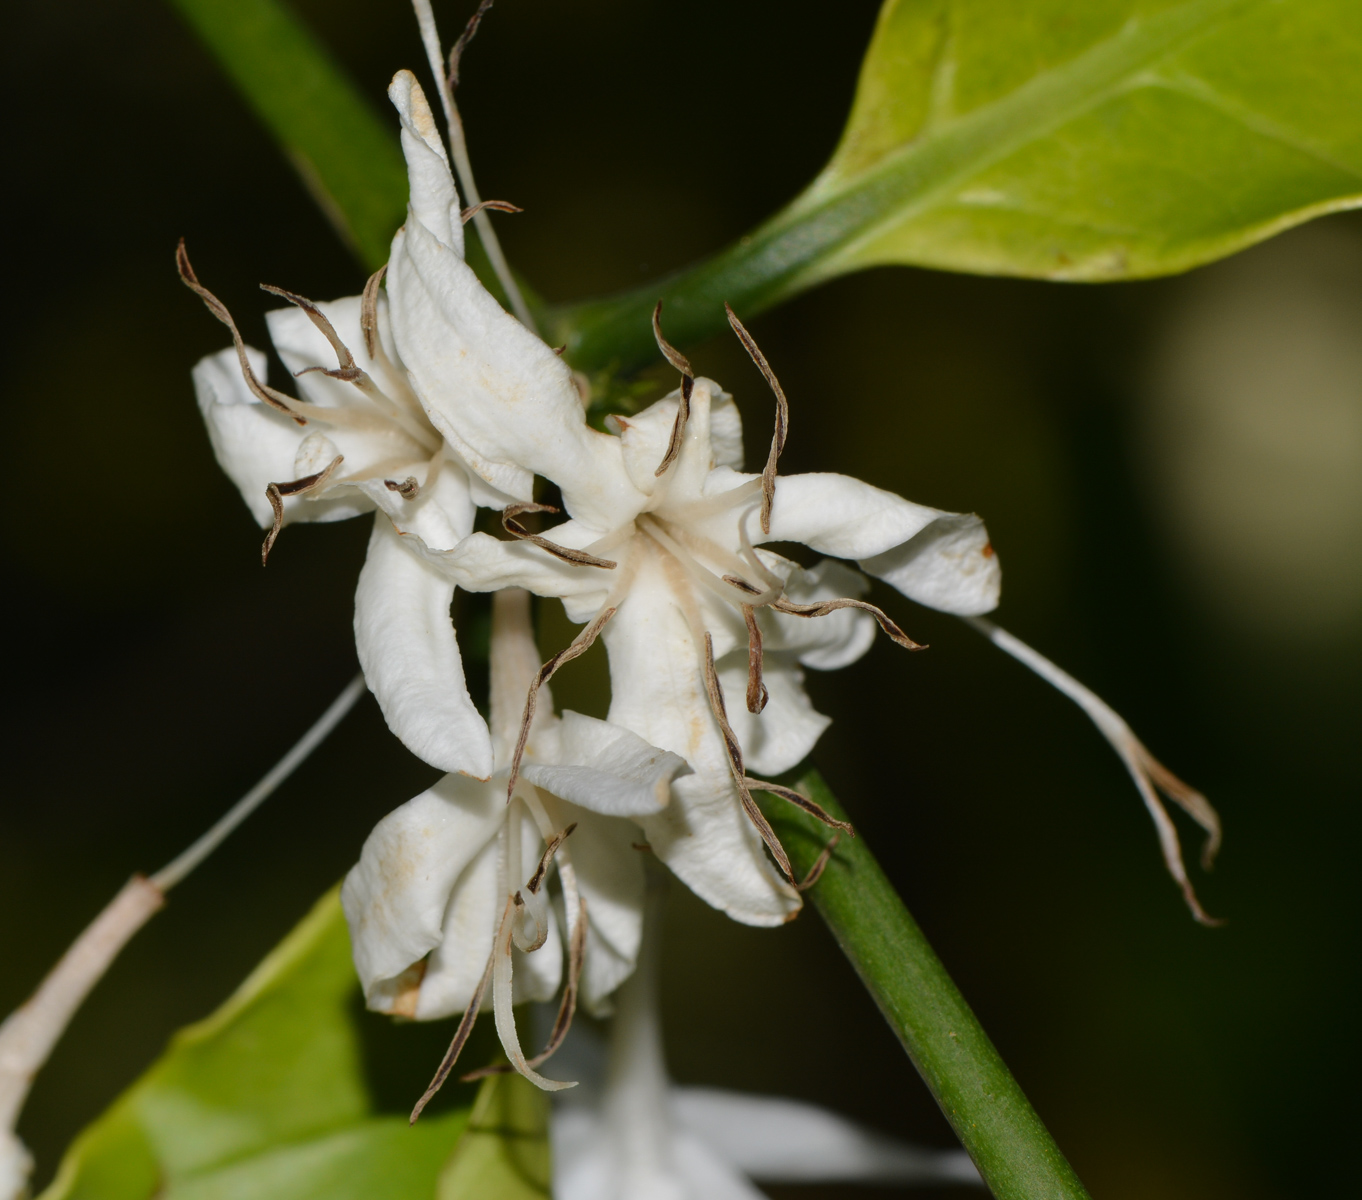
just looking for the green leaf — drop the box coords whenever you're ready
[39,890,469,1200]
[553,0,1362,373]
[167,0,407,270]
[437,1075,550,1200]
[759,772,1092,1200]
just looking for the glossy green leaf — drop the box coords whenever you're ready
[167,0,407,270]
[554,0,1362,372]
[39,890,469,1200]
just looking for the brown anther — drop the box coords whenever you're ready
[501,503,618,569]
[448,0,496,89]
[506,606,617,805]
[744,779,855,837]
[701,633,795,883]
[176,239,305,425]
[261,283,376,396]
[527,823,578,895]
[742,605,768,713]
[725,303,788,535]
[772,596,926,651]
[461,894,588,1082]
[631,842,653,852]
[262,454,344,565]
[795,833,841,892]
[651,301,694,477]
[361,264,387,359]
[461,199,523,224]
[410,912,501,1123]
[385,476,421,499]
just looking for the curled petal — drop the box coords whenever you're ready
[355,516,493,778]
[765,473,1000,615]
[388,70,463,253]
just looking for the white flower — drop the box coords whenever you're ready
[0,1132,32,1200]
[182,71,517,781]
[551,894,982,1198]
[342,589,687,1098]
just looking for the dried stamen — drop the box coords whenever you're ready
[796,833,841,892]
[463,893,588,1082]
[742,605,768,714]
[360,264,387,359]
[725,303,788,535]
[772,596,926,651]
[701,633,795,883]
[176,240,304,425]
[502,503,618,569]
[964,616,1223,925]
[260,283,361,378]
[492,888,576,1091]
[447,0,496,89]
[385,476,421,499]
[409,909,501,1123]
[744,779,855,837]
[263,454,344,564]
[651,301,694,477]
[526,822,578,895]
[506,606,617,804]
[461,199,523,224]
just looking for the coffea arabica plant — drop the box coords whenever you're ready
[9,0,1362,1196]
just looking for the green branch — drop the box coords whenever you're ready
[762,771,1091,1200]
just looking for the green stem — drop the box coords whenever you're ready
[761,770,1092,1200]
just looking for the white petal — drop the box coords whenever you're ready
[416,834,501,1018]
[767,558,877,670]
[602,547,800,926]
[707,383,745,471]
[444,530,616,608]
[192,346,372,528]
[512,804,564,1005]
[718,655,829,779]
[764,473,1000,615]
[388,216,642,527]
[388,70,462,254]
[0,1134,32,1200]
[355,515,493,778]
[522,711,686,817]
[554,809,646,1011]
[381,457,476,553]
[340,772,502,1012]
[672,1087,981,1185]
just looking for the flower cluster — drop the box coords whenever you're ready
[186,65,1215,1119]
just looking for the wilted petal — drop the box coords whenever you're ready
[672,1088,981,1185]
[554,809,646,1012]
[192,346,372,528]
[603,549,800,926]
[764,473,1000,615]
[388,215,641,528]
[718,655,829,779]
[414,834,500,1018]
[766,559,877,670]
[445,530,616,609]
[340,772,502,1012]
[523,711,687,817]
[355,516,493,778]
[388,70,463,254]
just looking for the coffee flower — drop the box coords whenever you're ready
[342,589,686,1102]
[421,324,999,926]
[182,71,517,781]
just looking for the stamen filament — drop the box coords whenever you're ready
[360,264,387,360]
[964,616,1222,925]
[263,454,344,564]
[651,301,694,477]
[796,833,841,892]
[744,779,855,836]
[772,596,925,651]
[742,605,768,713]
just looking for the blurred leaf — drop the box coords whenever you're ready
[437,1074,550,1200]
[167,0,406,270]
[556,0,1362,372]
[38,890,468,1200]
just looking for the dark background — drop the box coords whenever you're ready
[4,1,1360,1197]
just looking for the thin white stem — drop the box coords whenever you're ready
[0,671,369,1184]
[410,0,538,332]
[152,673,367,890]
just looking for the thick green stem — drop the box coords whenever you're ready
[761,770,1092,1200]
